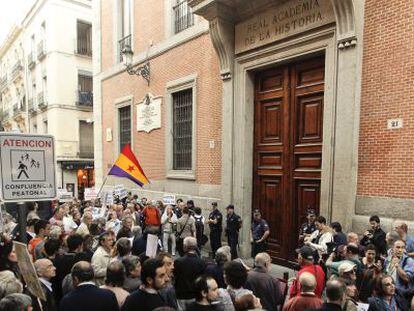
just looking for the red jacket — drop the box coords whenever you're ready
[289,264,325,298]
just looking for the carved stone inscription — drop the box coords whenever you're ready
[137,94,162,133]
[235,0,335,54]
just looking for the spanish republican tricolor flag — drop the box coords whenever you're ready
[108,144,149,187]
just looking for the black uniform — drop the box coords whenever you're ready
[208,209,223,257]
[251,218,269,257]
[226,213,242,259]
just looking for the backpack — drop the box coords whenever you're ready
[143,206,160,226]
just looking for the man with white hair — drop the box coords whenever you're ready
[0,293,32,311]
[245,252,283,310]
[32,258,57,311]
[174,236,207,310]
[205,246,231,288]
[283,272,323,311]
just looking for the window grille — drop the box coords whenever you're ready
[77,21,92,56]
[172,89,192,170]
[77,75,93,106]
[119,105,131,151]
[173,0,194,34]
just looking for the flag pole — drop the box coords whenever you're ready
[97,175,109,197]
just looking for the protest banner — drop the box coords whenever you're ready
[14,241,46,301]
[162,194,176,205]
[84,187,98,201]
[114,184,128,199]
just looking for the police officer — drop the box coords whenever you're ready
[250,209,270,257]
[225,205,242,259]
[298,208,317,245]
[207,202,222,257]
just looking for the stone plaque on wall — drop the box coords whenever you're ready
[235,0,335,54]
[137,93,162,133]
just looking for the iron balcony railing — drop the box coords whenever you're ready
[3,110,9,120]
[28,53,35,69]
[37,41,46,60]
[173,1,194,34]
[28,98,35,113]
[0,75,7,90]
[118,34,131,62]
[38,92,47,109]
[11,60,23,79]
[79,141,94,158]
[76,90,93,107]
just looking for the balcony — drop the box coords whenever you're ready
[118,34,131,62]
[37,92,47,110]
[0,75,7,91]
[28,53,35,69]
[11,60,23,81]
[76,90,93,108]
[37,41,46,60]
[13,101,26,120]
[28,98,36,114]
[173,1,194,34]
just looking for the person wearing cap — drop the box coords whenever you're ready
[225,205,242,259]
[326,244,363,286]
[298,209,317,245]
[250,209,270,258]
[289,246,325,298]
[207,202,223,258]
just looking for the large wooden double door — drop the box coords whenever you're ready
[253,56,325,263]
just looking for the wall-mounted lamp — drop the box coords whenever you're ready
[121,44,150,86]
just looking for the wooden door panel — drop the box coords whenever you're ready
[257,100,283,145]
[257,175,283,255]
[295,180,321,240]
[296,94,324,144]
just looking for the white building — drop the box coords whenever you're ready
[0,0,94,199]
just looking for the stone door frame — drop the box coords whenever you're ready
[189,0,364,257]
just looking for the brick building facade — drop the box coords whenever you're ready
[95,0,414,262]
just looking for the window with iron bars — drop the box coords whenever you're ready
[172,89,193,170]
[119,105,131,151]
[173,0,194,34]
[77,21,92,56]
[78,74,93,106]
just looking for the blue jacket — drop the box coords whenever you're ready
[59,284,119,311]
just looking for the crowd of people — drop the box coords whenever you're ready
[0,194,413,311]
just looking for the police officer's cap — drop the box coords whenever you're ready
[211,202,217,207]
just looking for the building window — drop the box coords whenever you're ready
[119,105,131,151]
[118,0,133,62]
[79,120,94,158]
[172,89,193,170]
[77,74,93,106]
[173,0,194,34]
[43,120,48,134]
[77,21,92,56]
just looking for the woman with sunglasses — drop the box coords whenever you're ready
[368,274,408,311]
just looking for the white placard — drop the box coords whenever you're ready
[114,184,127,199]
[163,194,176,205]
[146,233,158,258]
[357,303,369,311]
[57,188,73,203]
[84,187,98,201]
[137,94,162,133]
[0,133,56,202]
